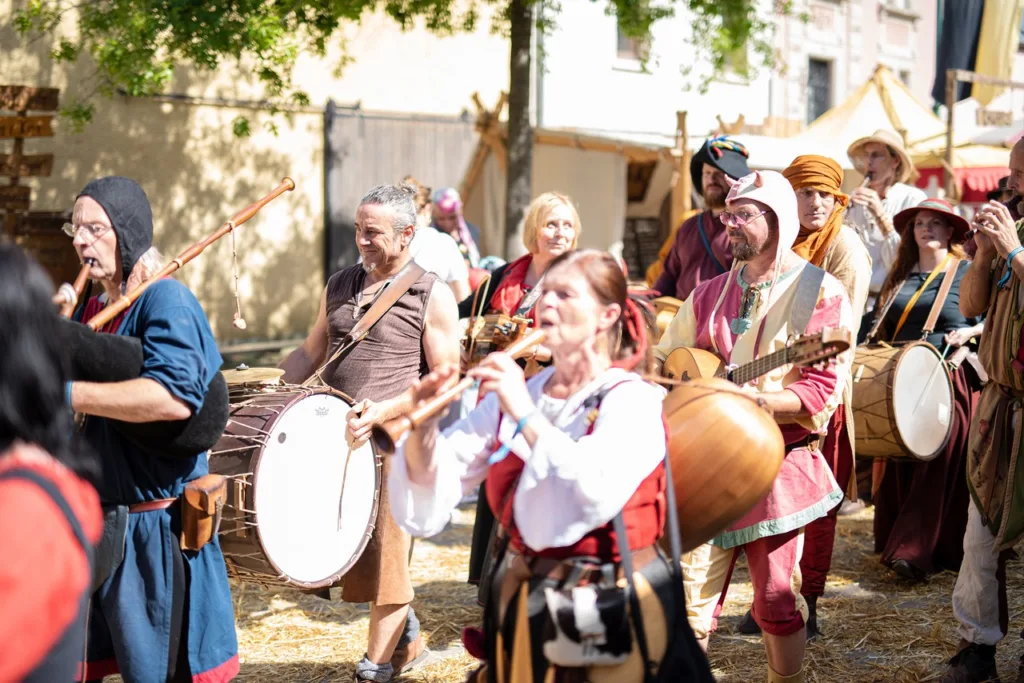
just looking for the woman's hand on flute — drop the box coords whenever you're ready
[468,352,536,422]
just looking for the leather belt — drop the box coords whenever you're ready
[518,544,659,583]
[785,433,822,453]
[128,498,177,513]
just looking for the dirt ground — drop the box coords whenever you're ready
[107,501,1024,682]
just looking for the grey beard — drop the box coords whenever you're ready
[361,261,377,274]
[731,243,758,261]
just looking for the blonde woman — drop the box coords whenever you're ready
[459,191,581,585]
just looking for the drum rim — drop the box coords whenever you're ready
[884,341,954,462]
[228,385,383,589]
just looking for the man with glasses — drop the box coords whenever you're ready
[63,176,239,683]
[654,171,852,683]
[651,136,751,300]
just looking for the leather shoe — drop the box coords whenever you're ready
[940,643,1000,683]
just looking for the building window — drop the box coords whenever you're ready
[617,26,642,61]
[807,58,832,124]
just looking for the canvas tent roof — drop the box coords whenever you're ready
[783,65,947,172]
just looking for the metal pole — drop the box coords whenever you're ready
[945,69,956,200]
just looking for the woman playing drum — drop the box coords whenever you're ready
[868,198,984,581]
[389,249,713,683]
[459,192,581,584]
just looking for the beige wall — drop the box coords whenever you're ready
[2,1,508,341]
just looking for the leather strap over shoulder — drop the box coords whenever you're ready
[922,257,961,338]
[306,260,426,387]
[789,263,826,336]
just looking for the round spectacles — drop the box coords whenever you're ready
[721,210,767,228]
[62,222,111,239]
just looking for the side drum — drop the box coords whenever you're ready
[210,385,380,589]
[851,342,953,461]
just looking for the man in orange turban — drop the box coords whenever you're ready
[736,155,871,641]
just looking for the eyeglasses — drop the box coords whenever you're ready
[62,222,111,239]
[720,210,767,228]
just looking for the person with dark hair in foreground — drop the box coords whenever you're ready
[0,244,103,682]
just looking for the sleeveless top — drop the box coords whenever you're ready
[484,384,668,561]
[322,263,439,402]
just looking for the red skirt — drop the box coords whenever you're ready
[872,364,980,575]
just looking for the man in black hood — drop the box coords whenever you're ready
[66,176,240,683]
[652,136,751,301]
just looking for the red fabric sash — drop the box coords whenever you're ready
[488,254,536,321]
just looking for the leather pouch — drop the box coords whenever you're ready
[180,474,227,552]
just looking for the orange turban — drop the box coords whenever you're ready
[782,155,849,267]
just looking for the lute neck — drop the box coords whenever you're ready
[729,346,792,385]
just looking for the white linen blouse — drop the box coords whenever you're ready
[388,366,667,552]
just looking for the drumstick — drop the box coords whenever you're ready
[912,343,951,415]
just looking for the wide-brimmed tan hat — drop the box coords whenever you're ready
[847,129,916,184]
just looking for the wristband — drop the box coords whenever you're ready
[997,246,1024,290]
[488,411,538,465]
[65,381,73,409]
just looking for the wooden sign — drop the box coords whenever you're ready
[976,109,1013,127]
[0,86,60,113]
[0,116,54,139]
[13,211,67,235]
[0,185,31,211]
[0,153,54,177]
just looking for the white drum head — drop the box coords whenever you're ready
[252,392,377,584]
[892,345,953,458]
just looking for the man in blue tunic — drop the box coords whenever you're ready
[67,177,238,683]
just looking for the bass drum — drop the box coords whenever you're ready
[851,342,953,461]
[210,385,380,589]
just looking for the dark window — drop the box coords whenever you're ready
[807,58,832,124]
[617,26,640,60]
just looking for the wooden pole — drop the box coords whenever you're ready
[944,69,956,201]
[670,111,691,233]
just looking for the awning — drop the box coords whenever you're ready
[916,165,1009,202]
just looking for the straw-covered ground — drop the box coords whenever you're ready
[107,502,1024,682]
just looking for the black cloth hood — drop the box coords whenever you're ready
[78,176,153,278]
[689,137,751,197]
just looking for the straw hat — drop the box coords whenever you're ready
[892,197,971,244]
[846,129,915,184]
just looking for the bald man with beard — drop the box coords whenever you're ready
[940,139,1024,683]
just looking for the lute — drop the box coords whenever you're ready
[662,327,852,385]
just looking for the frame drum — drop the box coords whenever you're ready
[852,342,954,461]
[210,385,380,589]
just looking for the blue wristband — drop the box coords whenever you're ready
[997,246,1024,290]
[488,411,537,465]
[65,381,73,409]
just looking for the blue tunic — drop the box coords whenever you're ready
[79,280,238,683]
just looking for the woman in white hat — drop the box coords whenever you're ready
[846,129,927,304]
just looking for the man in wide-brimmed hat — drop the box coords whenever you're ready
[846,128,926,302]
[651,136,751,300]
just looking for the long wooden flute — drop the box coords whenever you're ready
[53,261,93,317]
[87,177,295,330]
[371,328,547,455]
